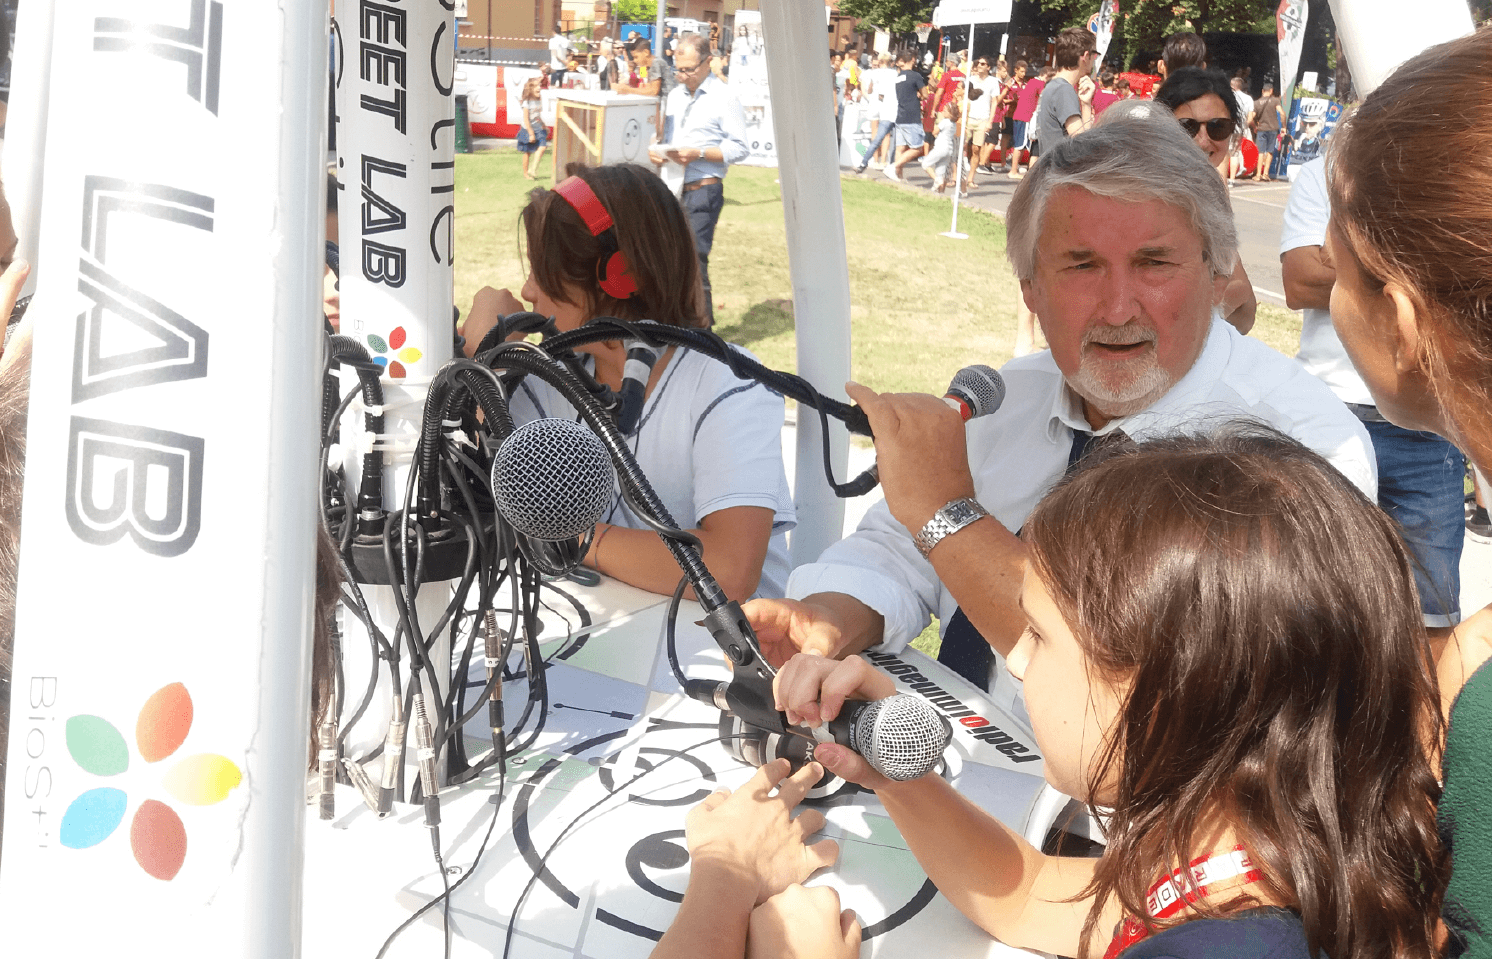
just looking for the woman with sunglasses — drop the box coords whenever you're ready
[1154,68,1257,334]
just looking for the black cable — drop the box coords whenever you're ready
[665,575,690,690]
[372,760,508,959]
[532,318,868,433]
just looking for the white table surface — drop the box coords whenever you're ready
[303,575,1049,958]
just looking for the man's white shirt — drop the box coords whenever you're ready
[1281,158,1375,405]
[787,316,1377,726]
[549,33,574,70]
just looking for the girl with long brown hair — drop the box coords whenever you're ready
[766,426,1446,959]
[1322,27,1492,956]
[462,163,793,603]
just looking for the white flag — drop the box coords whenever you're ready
[1089,0,1120,61]
[1277,0,1308,114]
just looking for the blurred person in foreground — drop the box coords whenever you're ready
[1322,29,1492,955]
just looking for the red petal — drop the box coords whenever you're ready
[131,800,187,880]
[389,326,406,349]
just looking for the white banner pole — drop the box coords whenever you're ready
[942,23,976,240]
[331,0,457,779]
[758,0,851,565]
[0,1,327,954]
[1275,0,1308,129]
[3,0,57,297]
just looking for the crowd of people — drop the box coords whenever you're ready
[533,22,732,97]
[835,29,1296,194]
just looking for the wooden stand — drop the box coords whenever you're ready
[552,91,660,176]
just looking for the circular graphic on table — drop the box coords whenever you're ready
[508,720,937,944]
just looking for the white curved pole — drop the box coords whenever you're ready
[759,0,852,564]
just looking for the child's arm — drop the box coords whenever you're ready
[649,760,839,959]
[747,884,861,959]
[585,506,774,604]
[775,653,1116,958]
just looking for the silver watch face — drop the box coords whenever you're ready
[940,498,983,525]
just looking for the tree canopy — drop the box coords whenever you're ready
[613,0,658,24]
[837,0,936,34]
[1032,0,1275,64]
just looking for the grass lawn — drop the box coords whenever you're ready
[454,150,1305,658]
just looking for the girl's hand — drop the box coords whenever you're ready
[685,759,840,906]
[747,884,862,959]
[772,654,898,790]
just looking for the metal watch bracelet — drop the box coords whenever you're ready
[912,497,990,558]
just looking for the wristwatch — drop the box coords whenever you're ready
[912,497,990,558]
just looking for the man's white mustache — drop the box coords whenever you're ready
[1083,326,1158,347]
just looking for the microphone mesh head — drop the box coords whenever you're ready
[850,695,952,782]
[491,418,615,541]
[948,365,1007,419]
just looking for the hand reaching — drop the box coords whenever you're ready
[748,884,862,959]
[685,759,840,906]
[741,597,845,669]
[461,286,526,357]
[772,653,900,791]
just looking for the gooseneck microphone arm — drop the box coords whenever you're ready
[479,339,781,699]
[478,323,953,781]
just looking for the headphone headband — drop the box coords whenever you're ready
[550,175,638,300]
[552,176,616,238]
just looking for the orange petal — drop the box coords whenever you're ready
[137,683,193,763]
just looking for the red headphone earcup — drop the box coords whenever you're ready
[598,250,638,299]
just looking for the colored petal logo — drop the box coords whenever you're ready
[61,683,241,881]
[366,326,419,379]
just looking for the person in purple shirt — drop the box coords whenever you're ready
[1093,70,1120,115]
[1008,65,1047,178]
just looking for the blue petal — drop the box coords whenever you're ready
[60,787,127,849]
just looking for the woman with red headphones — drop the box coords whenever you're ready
[463,163,793,603]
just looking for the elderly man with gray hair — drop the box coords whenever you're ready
[742,103,1375,715]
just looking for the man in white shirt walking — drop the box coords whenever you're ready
[548,24,573,86]
[742,107,1375,718]
[961,56,1000,190]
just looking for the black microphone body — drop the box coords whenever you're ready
[839,365,1007,497]
[687,677,951,782]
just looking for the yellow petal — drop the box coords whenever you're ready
[397,347,423,364]
[163,753,242,806]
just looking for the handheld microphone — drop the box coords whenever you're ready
[490,417,616,575]
[942,364,1006,421]
[839,365,1007,497]
[688,679,951,782]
